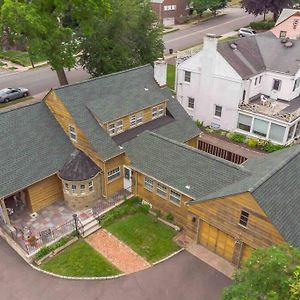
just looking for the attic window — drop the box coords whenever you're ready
[239,210,249,227]
[69,125,77,142]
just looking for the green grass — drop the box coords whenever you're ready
[167,64,175,90]
[105,213,180,263]
[41,240,120,277]
[0,50,46,67]
[0,96,34,109]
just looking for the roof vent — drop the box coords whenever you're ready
[230,43,237,50]
[285,41,293,48]
[185,185,191,190]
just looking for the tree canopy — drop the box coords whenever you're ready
[241,0,294,21]
[79,0,163,77]
[222,244,300,300]
[191,0,227,16]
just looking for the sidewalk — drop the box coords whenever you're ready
[86,229,151,274]
[0,59,48,73]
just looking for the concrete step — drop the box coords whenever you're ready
[81,223,101,238]
[82,219,99,231]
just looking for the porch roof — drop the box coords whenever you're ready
[0,102,74,198]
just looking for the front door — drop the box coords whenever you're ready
[123,166,132,192]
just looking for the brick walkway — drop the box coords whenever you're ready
[86,229,151,274]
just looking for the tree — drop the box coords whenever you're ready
[0,0,109,85]
[79,0,163,77]
[191,0,227,17]
[222,244,300,300]
[241,0,293,21]
[290,266,300,300]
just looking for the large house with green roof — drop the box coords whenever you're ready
[0,61,299,267]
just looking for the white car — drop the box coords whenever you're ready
[239,28,256,38]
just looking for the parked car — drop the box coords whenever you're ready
[238,28,256,38]
[0,87,30,103]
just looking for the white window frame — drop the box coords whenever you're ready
[107,167,121,182]
[144,176,154,191]
[64,183,69,193]
[80,184,86,194]
[156,182,168,198]
[136,112,143,125]
[152,106,158,119]
[108,122,116,136]
[169,190,181,205]
[130,115,136,128]
[116,120,123,133]
[184,71,191,83]
[88,181,94,192]
[188,97,194,109]
[158,105,164,117]
[71,184,77,194]
[214,105,222,118]
[69,125,77,142]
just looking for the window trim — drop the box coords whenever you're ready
[69,125,77,142]
[144,176,154,191]
[136,111,143,125]
[88,181,94,192]
[239,210,249,228]
[272,79,282,91]
[184,71,191,83]
[156,182,168,199]
[214,105,222,118]
[188,97,195,109]
[169,189,181,206]
[107,167,121,182]
[80,184,86,194]
[152,106,159,119]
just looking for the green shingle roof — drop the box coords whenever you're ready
[0,102,74,198]
[55,65,199,160]
[125,131,248,200]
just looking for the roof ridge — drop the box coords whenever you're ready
[249,146,300,193]
[54,64,152,91]
[0,100,42,115]
[147,131,246,171]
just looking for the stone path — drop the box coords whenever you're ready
[86,229,151,274]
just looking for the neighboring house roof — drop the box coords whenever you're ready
[125,131,248,200]
[59,149,101,181]
[275,8,300,26]
[0,102,74,199]
[54,65,199,160]
[189,144,300,247]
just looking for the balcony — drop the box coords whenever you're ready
[239,94,300,123]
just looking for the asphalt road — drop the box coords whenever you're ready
[0,66,90,97]
[164,7,263,53]
[0,239,231,300]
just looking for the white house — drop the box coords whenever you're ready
[175,32,300,145]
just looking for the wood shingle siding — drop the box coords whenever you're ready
[27,175,63,212]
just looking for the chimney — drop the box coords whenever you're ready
[154,58,167,87]
[203,33,218,53]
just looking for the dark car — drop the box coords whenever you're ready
[0,87,30,103]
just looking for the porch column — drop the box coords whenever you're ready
[0,198,11,225]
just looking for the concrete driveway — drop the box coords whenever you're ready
[0,238,231,300]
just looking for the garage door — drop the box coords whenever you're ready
[198,221,235,262]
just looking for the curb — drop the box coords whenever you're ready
[153,248,184,266]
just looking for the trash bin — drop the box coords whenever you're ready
[169,49,173,54]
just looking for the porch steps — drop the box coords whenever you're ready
[80,217,101,238]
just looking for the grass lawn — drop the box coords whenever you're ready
[105,212,180,263]
[167,64,175,90]
[0,50,46,67]
[41,240,121,277]
[0,96,34,109]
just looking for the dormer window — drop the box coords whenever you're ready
[69,125,77,142]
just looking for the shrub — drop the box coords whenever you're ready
[202,9,213,18]
[249,20,275,30]
[154,209,162,218]
[260,140,286,153]
[247,138,258,148]
[228,132,247,143]
[195,120,203,128]
[165,212,174,222]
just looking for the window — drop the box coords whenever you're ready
[238,114,252,132]
[239,210,249,227]
[88,181,94,192]
[288,124,296,140]
[295,121,300,138]
[144,176,154,191]
[293,78,300,91]
[169,190,181,205]
[156,182,167,198]
[152,106,158,119]
[136,112,143,125]
[272,79,281,91]
[184,71,191,82]
[69,125,77,141]
[107,167,120,182]
[253,118,268,137]
[255,77,258,86]
[64,183,69,193]
[259,75,262,84]
[164,5,176,11]
[158,105,164,117]
[80,184,86,194]
[188,97,195,109]
[214,105,222,117]
[269,123,286,143]
[71,184,76,194]
[116,120,123,133]
[280,31,287,38]
[108,123,116,136]
[130,115,136,128]
[242,90,246,101]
